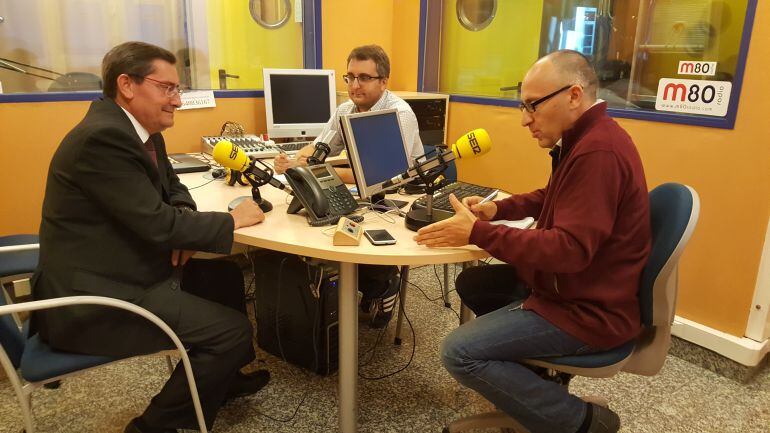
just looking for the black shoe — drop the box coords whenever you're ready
[225,370,270,401]
[586,403,620,433]
[369,308,393,329]
[124,417,177,433]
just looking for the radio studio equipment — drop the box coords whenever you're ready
[403,129,493,231]
[212,140,289,212]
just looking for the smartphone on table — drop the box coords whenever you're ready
[363,229,396,245]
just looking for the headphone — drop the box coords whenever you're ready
[225,169,249,186]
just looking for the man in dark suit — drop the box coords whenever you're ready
[32,41,267,433]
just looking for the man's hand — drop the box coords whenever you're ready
[171,249,196,267]
[229,199,265,229]
[414,194,477,247]
[273,154,309,174]
[462,195,497,221]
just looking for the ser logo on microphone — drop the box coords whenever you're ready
[229,145,240,160]
[467,132,482,155]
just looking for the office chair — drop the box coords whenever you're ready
[443,183,701,433]
[0,295,209,433]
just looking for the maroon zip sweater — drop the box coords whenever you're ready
[469,102,651,349]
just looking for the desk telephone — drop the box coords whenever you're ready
[285,164,361,226]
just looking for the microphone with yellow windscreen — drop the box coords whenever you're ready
[211,140,287,212]
[451,128,492,159]
[403,128,493,231]
[212,140,250,173]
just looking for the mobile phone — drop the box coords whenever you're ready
[364,229,396,245]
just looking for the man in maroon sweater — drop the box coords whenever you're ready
[415,50,650,433]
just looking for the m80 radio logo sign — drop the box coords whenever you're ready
[655,78,732,117]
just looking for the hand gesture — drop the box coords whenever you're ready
[414,194,477,247]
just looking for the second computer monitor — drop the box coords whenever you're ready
[340,108,411,200]
[263,68,336,139]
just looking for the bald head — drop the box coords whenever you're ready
[520,50,600,149]
[528,50,598,102]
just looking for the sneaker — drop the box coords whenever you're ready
[586,403,620,433]
[369,291,398,329]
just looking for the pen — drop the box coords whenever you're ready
[477,189,499,205]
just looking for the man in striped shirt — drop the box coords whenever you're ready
[274,44,423,183]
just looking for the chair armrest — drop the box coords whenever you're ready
[0,296,184,358]
[0,296,208,432]
[0,244,40,254]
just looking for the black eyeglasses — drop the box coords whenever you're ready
[519,85,573,113]
[129,74,184,97]
[342,74,383,85]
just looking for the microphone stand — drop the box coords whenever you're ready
[0,57,59,81]
[227,158,276,213]
[404,151,453,231]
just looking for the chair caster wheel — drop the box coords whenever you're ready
[442,428,450,433]
[394,337,402,345]
[444,302,451,308]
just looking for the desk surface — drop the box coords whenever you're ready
[181,172,489,265]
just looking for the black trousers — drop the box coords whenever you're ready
[134,258,255,430]
[456,264,531,316]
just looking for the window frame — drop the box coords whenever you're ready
[417,0,759,129]
[0,0,322,103]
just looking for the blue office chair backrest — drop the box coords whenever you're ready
[639,183,700,328]
[0,293,25,369]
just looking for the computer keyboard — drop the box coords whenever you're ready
[275,141,311,152]
[200,135,310,159]
[411,181,499,214]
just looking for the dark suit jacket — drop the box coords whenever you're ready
[32,98,234,354]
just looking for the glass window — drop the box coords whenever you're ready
[0,0,304,94]
[457,0,497,31]
[435,0,752,123]
[249,0,291,29]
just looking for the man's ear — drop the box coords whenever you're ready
[380,77,389,89]
[569,85,584,107]
[116,74,135,100]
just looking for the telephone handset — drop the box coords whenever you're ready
[285,164,361,226]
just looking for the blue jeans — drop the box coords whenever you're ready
[442,265,593,433]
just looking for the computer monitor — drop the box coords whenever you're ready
[263,68,336,139]
[340,108,412,200]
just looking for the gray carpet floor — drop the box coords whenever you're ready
[1,264,768,433]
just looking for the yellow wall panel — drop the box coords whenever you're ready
[205,0,303,89]
[322,0,394,90]
[390,0,421,91]
[440,1,543,97]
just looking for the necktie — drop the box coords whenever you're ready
[144,139,158,167]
